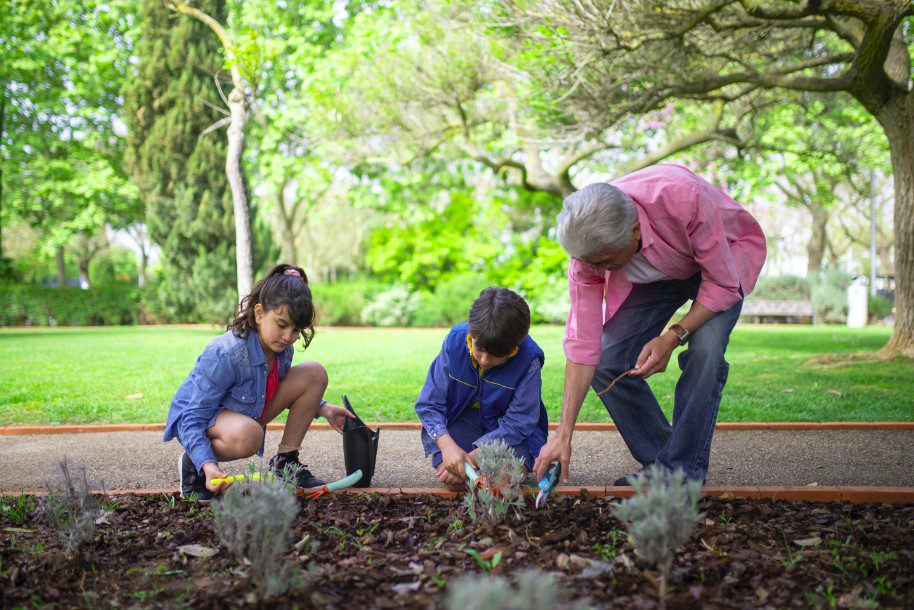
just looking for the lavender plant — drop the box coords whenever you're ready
[446,570,593,610]
[38,458,104,560]
[464,440,526,525]
[213,476,300,599]
[612,465,702,601]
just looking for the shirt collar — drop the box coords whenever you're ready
[245,330,267,367]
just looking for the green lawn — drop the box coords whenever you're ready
[0,325,911,426]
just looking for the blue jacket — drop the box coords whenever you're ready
[164,330,294,473]
[415,322,548,459]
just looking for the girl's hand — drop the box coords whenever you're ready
[202,462,232,494]
[318,402,356,434]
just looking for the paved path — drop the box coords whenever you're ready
[2,429,913,491]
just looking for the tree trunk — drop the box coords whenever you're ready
[806,202,828,275]
[876,93,914,357]
[78,256,90,289]
[226,85,253,300]
[138,245,147,288]
[56,246,67,287]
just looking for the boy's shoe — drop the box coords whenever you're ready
[179,451,215,503]
[269,450,325,489]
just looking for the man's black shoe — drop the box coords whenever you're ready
[269,450,325,489]
[179,451,214,503]
[612,469,706,487]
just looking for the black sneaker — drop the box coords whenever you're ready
[612,469,706,486]
[179,451,215,503]
[269,450,325,489]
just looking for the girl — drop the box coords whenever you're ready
[163,263,353,501]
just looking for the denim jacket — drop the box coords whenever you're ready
[164,330,294,473]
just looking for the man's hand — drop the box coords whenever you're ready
[533,428,572,484]
[202,462,232,494]
[632,331,679,378]
[319,402,356,434]
[436,434,476,484]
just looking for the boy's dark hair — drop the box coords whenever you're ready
[228,263,315,349]
[467,287,530,357]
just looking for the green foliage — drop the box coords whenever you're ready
[446,570,594,610]
[868,294,892,322]
[412,273,491,327]
[310,278,386,326]
[122,0,237,323]
[38,458,104,561]
[360,285,419,327]
[212,478,300,599]
[810,270,850,324]
[613,465,702,599]
[464,440,526,525]
[752,276,811,301]
[0,283,139,326]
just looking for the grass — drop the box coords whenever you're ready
[0,325,911,426]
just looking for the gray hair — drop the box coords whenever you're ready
[556,183,638,258]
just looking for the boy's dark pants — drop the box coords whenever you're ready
[430,407,535,471]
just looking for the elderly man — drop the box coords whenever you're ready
[534,164,766,485]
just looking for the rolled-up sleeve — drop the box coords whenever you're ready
[177,350,233,473]
[414,340,450,441]
[475,358,542,448]
[688,187,742,313]
[563,258,606,366]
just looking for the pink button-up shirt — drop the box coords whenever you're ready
[563,164,767,365]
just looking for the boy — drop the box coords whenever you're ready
[415,287,549,489]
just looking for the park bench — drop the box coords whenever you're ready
[740,299,816,324]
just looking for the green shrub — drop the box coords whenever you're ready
[213,478,300,599]
[868,294,892,322]
[810,269,849,323]
[613,465,702,600]
[311,277,385,326]
[465,440,527,525]
[446,570,593,610]
[752,275,810,301]
[411,272,491,327]
[360,285,418,327]
[0,283,139,326]
[38,458,104,561]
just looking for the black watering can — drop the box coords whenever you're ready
[341,395,379,488]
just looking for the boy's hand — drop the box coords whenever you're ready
[319,402,356,434]
[533,428,572,484]
[436,434,477,483]
[202,462,232,494]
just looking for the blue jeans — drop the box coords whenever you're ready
[592,274,742,482]
[430,406,535,471]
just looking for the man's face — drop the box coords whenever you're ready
[255,304,301,354]
[575,224,641,273]
[470,337,515,370]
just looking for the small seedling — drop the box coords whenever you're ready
[1,495,37,524]
[464,440,526,525]
[462,547,502,571]
[212,477,300,599]
[38,458,105,561]
[612,465,702,603]
[446,570,594,610]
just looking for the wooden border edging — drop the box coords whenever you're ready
[2,421,913,435]
[2,486,912,504]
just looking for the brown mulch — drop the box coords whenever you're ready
[2,493,912,608]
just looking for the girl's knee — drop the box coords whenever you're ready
[291,361,328,389]
[224,420,263,456]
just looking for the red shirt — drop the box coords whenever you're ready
[260,358,279,420]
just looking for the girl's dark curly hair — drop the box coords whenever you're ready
[227,263,315,349]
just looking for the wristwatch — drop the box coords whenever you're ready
[668,323,690,346]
